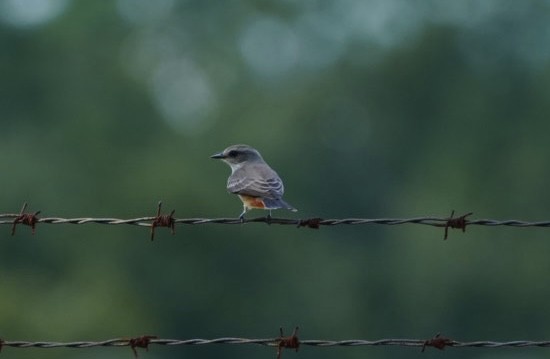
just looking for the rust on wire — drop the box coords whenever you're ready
[11,203,41,236]
[443,210,473,240]
[128,335,157,358]
[297,218,322,229]
[2,335,550,352]
[277,327,300,359]
[150,202,175,241]
[422,333,454,352]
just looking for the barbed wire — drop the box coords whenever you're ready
[2,332,550,358]
[4,202,550,240]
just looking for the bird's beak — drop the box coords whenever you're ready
[210,152,225,159]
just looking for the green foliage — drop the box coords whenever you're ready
[1,1,550,358]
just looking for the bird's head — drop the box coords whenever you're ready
[210,144,264,165]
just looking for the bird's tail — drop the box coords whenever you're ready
[263,198,298,212]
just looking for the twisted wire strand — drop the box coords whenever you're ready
[2,215,550,228]
[3,337,550,349]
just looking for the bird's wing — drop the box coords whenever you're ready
[227,165,284,198]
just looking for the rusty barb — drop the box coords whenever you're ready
[277,327,300,359]
[422,333,454,352]
[297,218,321,229]
[443,210,473,240]
[150,202,175,241]
[128,335,157,358]
[11,202,40,236]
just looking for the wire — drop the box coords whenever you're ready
[3,336,550,352]
[4,207,550,239]
[4,203,550,239]
[4,215,550,227]
[3,205,550,227]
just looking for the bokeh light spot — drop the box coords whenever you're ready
[116,0,175,25]
[0,0,69,28]
[239,17,299,79]
[151,58,217,134]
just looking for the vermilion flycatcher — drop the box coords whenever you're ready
[211,144,297,219]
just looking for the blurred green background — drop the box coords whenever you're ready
[2,0,550,358]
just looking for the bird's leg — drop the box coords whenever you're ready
[239,206,247,223]
[266,210,272,225]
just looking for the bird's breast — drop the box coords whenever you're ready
[238,195,266,209]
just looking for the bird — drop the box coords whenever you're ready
[211,144,297,220]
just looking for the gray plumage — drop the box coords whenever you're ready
[211,144,297,218]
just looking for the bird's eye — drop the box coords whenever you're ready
[227,150,237,157]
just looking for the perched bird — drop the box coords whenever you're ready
[211,144,297,220]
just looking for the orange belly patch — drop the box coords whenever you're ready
[238,195,266,209]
